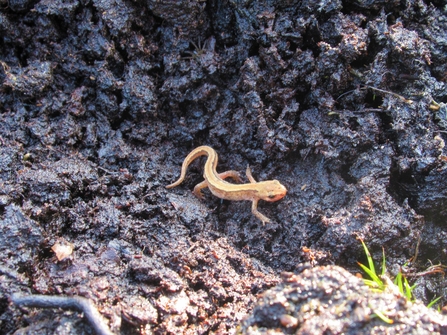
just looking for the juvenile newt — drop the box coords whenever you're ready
[166,146,287,224]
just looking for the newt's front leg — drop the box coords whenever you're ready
[251,198,271,224]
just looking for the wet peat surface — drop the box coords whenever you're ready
[1,0,447,334]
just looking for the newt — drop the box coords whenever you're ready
[166,146,287,224]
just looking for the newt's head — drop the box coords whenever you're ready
[258,180,287,202]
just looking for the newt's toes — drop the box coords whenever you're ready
[193,190,205,199]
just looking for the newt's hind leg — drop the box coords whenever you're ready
[193,170,243,199]
[193,181,208,199]
[218,170,243,183]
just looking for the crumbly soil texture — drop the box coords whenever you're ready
[1,0,447,334]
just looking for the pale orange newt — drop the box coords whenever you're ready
[166,146,287,224]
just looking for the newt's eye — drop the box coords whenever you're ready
[268,194,276,199]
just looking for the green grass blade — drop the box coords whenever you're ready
[403,275,413,300]
[381,247,386,276]
[372,309,394,324]
[394,271,404,294]
[363,279,380,288]
[427,296,442,308]
[358,262,384,290]
[358,262,381,283]
[360,239,376,275]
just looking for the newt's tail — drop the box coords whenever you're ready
[166,146,214,189]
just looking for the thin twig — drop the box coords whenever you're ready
[336,88,359,100]
[10,294,114,335]
[97,166,120,175]
[360,108,386,112]
[363,85,413,104]
[412,233,421,264]
[337,85,414,104]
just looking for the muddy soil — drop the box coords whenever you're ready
[1,0,447,334]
